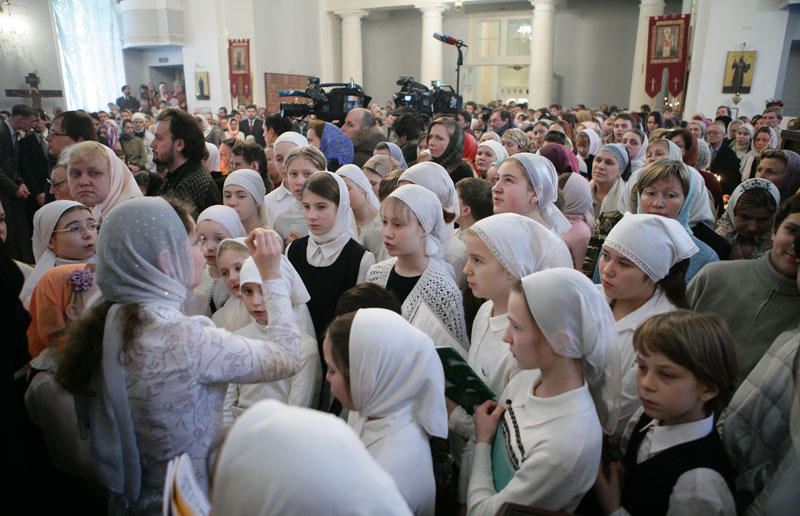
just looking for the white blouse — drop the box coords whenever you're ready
[184,266,230,316]
[358,215,384,257]
[224,322,321,424]
[123,279,300,501]
[210,295,253,332]
[264,182,296,228]
[358,408,436,516]
[466,369,602,515]
[610,408,737,516]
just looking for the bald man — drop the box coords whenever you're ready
[342,108,386,167]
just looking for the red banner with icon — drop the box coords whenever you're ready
[644,15,691,99]
[228,39,252,103]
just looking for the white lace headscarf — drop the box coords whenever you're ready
[399,161,460,216]
[521,268,622,435]
[718,178,780,231]
[507,153,573,234]
[337,164,381,210]
[20,200,95,305]
[387,184,448,260]
[212,399,412,516]
[470,213,571,275]
[604,213,698,282]
[197,205,247,238]
[349,308,447,439]
[87,197,197,501]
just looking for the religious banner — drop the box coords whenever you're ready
[644,14,691,99]
[228,39,252,103]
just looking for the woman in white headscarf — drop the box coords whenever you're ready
[336,164,383,256]
[204,141,220,172]
[714,178,781,259]
[286,171,374,342]
[731,122,754,160]
[475,140,508,178]
[465,268,621,515]
[324,308,447,516]
[740,126,779,181]
[20,200,97,310]
[212,399,412,516]
[399,162,468,288]
[375,141,409,169]
[224,257,321,420]
[64,141,142,224]
[621,128,648,172]
[599,213,698,434]
[493,153,572,237]
[54,198,301,513]
[558,173,595,269]
[367,184,469,346]
[224,169,268,232]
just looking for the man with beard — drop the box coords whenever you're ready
[152,109,221,214]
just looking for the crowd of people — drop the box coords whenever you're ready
[2,88,800,516]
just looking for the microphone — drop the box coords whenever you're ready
[433,32,467,47]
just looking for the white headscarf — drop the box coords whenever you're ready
[239,255,311,306]
[629,132,649,170]
[579,128,602,157]
[337,164,381,210]
[383,142,408,169]
[718,178,781,230]
[75,144,143,223]
[562,173,595,227]
[695,139,711,170]
[521,268,621,434]
[20,200,95,305]
[508,153,573,235]
[604,213,698,282]
[308,171,356,244]
[197,207,247,244]
[470,213,572,275]
[349,308,447,439]
[388,184,448,260]
[224,169,266,205]
[212,399,412,516]
[664,138,684,161]
[399,162,460,216]
[87,197,197,500]
[478,140,508,163]
[274,131,308,148]
[205,142,220,172]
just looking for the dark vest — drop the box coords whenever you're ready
[287,236,365,342]
[619,414,736,516]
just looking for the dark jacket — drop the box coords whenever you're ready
[351,126,388,168]
[709,143,741,196]
[116,95,140,111]
[157,159,221,215]
[239,118,266,147]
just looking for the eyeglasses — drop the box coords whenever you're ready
[48,131,71,137]
[52,223,100,235]
[47,178,67,188]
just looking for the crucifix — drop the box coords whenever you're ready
[672,76,680,89]
[650,78,657,90]
[4,72,63,109]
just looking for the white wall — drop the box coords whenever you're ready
[253,0,324,81]
[0,0,66,113]
[180,0,229,112]
[684,0,790,119]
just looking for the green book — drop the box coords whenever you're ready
[491,420,518,491]
[436,347,496,415]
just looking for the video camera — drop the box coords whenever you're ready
[279,78,371,122]
[392,77,461,116]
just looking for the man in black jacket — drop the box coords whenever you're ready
[707,121,741,196]
[153,109,221,215]
[17,110,50,227]
[116,85,140,112]
[0,104,37,261]
[239,104,266,146]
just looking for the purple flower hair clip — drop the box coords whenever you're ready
[67,268,95,292]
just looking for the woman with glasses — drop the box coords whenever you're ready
[19,200,98,311]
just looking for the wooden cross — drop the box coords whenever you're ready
[4,73,63,109]
[673,77,680,89]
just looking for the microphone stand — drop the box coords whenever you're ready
[455,40,465,112]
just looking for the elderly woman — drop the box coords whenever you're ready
[64,141,142,224]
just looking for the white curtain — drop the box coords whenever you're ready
[52,0,125,111]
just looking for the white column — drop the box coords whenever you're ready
[336,9,368,85]
[628,0,665,110]
[417,3,445,86]
[528,0,557,108]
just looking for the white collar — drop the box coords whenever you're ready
[607,287,676,333]
[638,413,714,458]
[487,306,509,332]
[307,233,351,262]
[515,370,594,428]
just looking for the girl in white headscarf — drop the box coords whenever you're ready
[336,164,382,256]
[324,308,447,516]
[558,173,595,269]
[491,153,573,236]
[466,268,621,515]
[731,122,754,159]
[20,201,97,309]
[54,198,301,513]
[449,213,572,441]
[265,132,308,227]
[64,140,143,223]
[621,128,648,172]
[212,399,412,516]
[224,169,268,232]
[740,126,778,181]
[286,171,374,342]
[399,162,468,289]
[475,141,508,178]
[203,141,220,172]
[366,184,469,346]
[598,213,698,434]
[224,258,321,419]
[187,205,248,316]
[211,238,253,332]
[271,145,327,243]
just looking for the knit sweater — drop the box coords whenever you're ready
[687,251,800,383]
